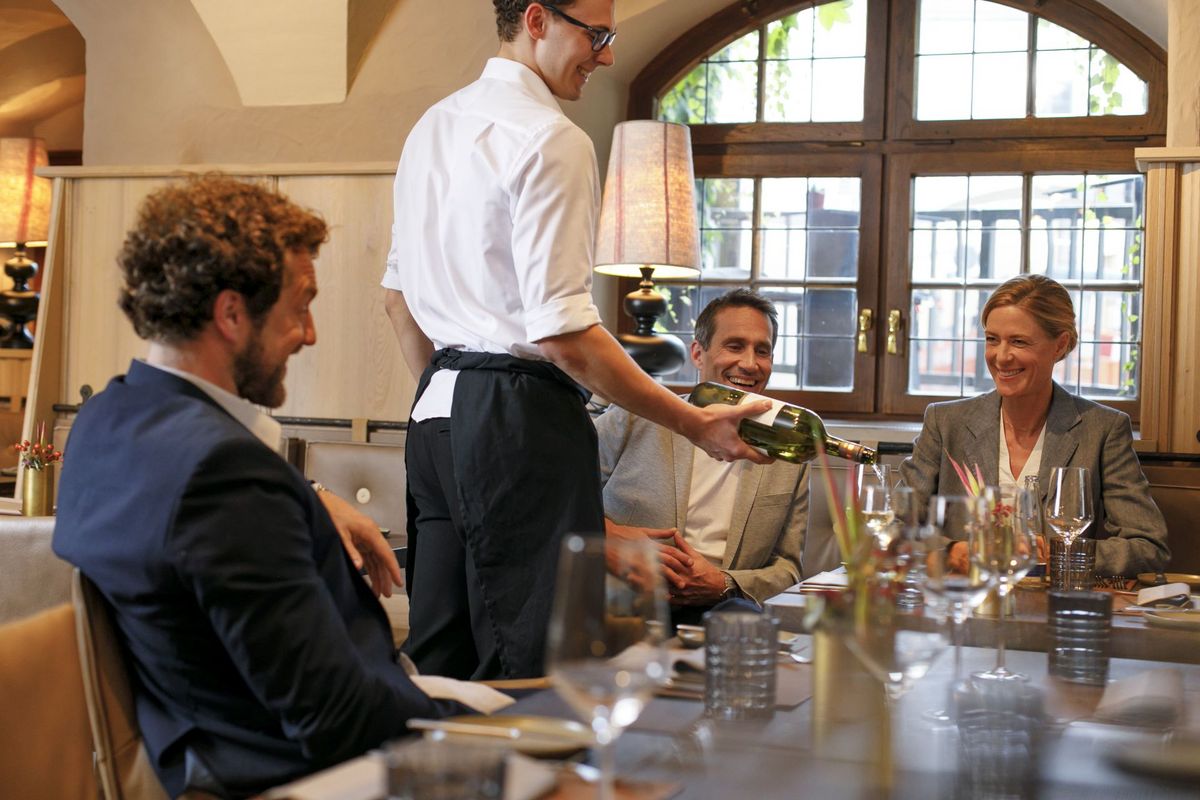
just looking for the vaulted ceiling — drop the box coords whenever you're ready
[0,0,84,143]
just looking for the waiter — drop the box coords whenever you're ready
[383,0,770,680]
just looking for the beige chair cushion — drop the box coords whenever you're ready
[0,515,71,625]
[73,570,169,800]
[304,441,407,544]
[0,603,97,800]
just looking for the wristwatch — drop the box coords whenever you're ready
[721,573,741,599]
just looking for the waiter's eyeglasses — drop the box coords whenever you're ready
[542,3,617,52]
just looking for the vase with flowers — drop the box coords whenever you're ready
[15,421,61,516]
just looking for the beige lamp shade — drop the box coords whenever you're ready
[0,138,51,246]
[594,120,700,280]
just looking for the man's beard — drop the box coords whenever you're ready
[232,330,287,408]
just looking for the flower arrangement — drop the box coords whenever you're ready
[15,421,62,471]
[945,451,1011,523]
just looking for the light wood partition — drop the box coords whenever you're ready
[11,164,416,513]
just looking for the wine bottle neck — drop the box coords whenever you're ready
[824,435,877,465]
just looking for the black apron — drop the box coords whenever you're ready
[406,348,605,677]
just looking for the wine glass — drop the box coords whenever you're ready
[1044,467,1093,547]
[545,535,670,800]
[970,486,1038,682]
[920,495,992,724]
[858,463,894,546]
[891,486,925,607]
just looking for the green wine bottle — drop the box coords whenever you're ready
[688,381,877,465]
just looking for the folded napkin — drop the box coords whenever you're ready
[1094,668,1184,727]
[410,675,515,714]
[1135,582,1192,609]
[799,569,849,588]
[264,751,556,800]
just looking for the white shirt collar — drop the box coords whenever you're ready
[143,360,283,452]
[481,57,560,110]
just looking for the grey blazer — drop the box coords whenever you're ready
[899,384,1170,576]
[594,404,807,604]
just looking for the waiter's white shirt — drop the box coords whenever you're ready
[382,57,603,421]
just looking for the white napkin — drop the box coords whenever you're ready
[264,751,557,800]
[1135,582,1191,608]
[800,569,849,588]
[1094,668,1184,727]
[410,675,515,714]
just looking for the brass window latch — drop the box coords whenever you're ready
[857,308,874,353]
[886,309,903,355]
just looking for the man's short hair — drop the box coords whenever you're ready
[694,289,780,350]
[493,0,578,42]
[117,175,327,343]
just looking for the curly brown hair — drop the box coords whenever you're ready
[117,175,327,342]
[494,0,577,42]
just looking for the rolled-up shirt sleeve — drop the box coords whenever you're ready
[508,121,603,343]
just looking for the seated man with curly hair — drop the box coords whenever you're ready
[53,176,468,799]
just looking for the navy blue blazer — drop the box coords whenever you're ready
[54,362,460,798]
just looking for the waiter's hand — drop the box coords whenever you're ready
[684,401,775,465]
[660,532,727,605]
[317,489,403,597]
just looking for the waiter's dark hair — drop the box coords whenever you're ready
[494,0,578,42]
[117,174,327,343]
[694,289,779,350]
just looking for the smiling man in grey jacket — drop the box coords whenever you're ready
[596,290,808,623]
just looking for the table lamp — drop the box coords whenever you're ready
[0,138,51,349]
[594,120,700,376]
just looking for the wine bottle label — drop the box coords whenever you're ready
[739,392,786,426]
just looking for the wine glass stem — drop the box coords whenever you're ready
[597,740,616,800]
[995,594,1006,672]
[952,615,964,682]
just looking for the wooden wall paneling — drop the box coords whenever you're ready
[1172,164,1200,453]
[275,174,416,422]
[1133,163,1178,452]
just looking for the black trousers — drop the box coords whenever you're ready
[402,417,502,680]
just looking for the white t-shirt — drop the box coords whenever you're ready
[684,447,747,565]
[383,58,603,420]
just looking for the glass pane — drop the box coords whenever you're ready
[1029,223,1083,284]
[918,0,973,55]
[764,60,813,122]
[911,288,966,340]
[809,177,861,227]
[804,288,857,336]
[972,52,1027,119]
[767,10,814,60]
[1031,174,1085,228]
[973,1,1028,53]
[912,176,969,281]
[710,31,760,62]
[803,338,855,391]
[812,0,867,58]
[762,287,805,391]
[701,230,752,278]
[1037,18,1088,50]
[706,62,758,123]
[1085,174,1143,229]
[1075,340,1137,398]
[807,230,859,278]
[1052,347,1081,393]
[1035,49,1089,117]
[761,177,808,228]
[658,63,707,125]
[916,54,972,120]
[1079,289,1141,344]
[1090,49,1148,116]
[966,175,1022,280]
[760,229,806,279]
[698,178,754,229]
[908,339,963,395]
[812,57,865,121]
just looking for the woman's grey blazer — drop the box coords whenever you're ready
[899,383,1169,576]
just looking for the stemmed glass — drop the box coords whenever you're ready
[546,535,670,800]
[891,486,925,607]
[970,486,1038,682]
[920,495,993,724]
[858,463,894,547]
[1045,467,1093,547]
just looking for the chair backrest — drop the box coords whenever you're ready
[72,569,169,800]
[0,515,71,625]
[304,440,408,544]
[0,603,97,800]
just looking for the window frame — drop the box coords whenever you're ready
[626,0,1166,423]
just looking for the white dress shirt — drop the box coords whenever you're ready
[146,361,283,453]
[997,411,1047,502]
[383,57,603,420]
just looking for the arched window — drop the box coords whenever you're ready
[628,0,1164,421]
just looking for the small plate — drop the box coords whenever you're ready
[1137,572,1200,590]
[432,715,592,758]
[1143,609,1200,632]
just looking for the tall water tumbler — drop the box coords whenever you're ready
[1048,537,1097,591]
[704,611,778,720]
[1048,590,1111,686]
